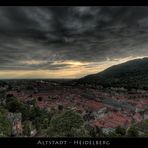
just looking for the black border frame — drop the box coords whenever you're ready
[0,0,148,6]
[0,0,148,147]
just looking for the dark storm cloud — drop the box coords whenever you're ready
[1,6,148,70]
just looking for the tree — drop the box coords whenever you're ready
[30,108,50,132]
[37,97,42,102]
[6,99,21,113]
[69,127,89,137]
[96,126,104,137]
[6,94,14,99]
[107,131,119,137]
[23,121,31,136]
[88,126,104,137]
[144,119,148,126]
[47,110,84,137]
[51,110,83,132]
[5,96,21,113]
[0,90,6,99]
[115,126,126,136]
[42,118,49,129]
[127,126,139,137]
[58,105,63,111]
[19,104,30,121]
[0,106,11,137]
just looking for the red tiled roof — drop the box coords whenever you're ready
[136,104,145,109]
[133,113,142,123]
[91,112,131,128]
[142,99,148,105]
[86,100,105,111]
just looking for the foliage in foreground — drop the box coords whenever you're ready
[47,110,89,137]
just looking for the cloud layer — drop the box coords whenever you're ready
[0,6,148,78]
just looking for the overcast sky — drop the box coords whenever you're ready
[0,6,148,79]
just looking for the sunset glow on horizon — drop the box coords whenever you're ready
[0,56,145,79]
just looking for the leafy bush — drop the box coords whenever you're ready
[115,126,126,136]
[47,110,85,137]
[127,125,139,137]
[0,106,11,136]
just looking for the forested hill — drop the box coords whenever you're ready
[78,57,148,90]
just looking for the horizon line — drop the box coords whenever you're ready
[0,56,146,80]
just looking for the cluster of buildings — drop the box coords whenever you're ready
[1,80,148,135]
[91,112,131,134]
